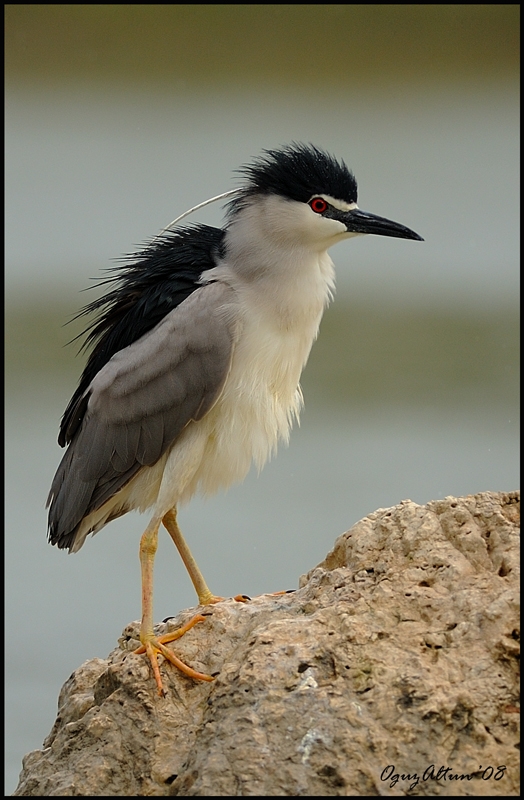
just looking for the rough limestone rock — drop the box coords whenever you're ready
[14,491,520,796]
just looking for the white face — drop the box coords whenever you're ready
[307,193,362,243]
[239,193,359,252]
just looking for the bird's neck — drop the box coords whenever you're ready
[208,214,336,331]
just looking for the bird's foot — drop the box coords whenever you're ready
[135,613,214,696]
[196,591,290,607]
[197,591,251,605]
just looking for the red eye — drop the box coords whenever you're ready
[309,197,328,214]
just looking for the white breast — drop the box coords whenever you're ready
[176,245,337,501]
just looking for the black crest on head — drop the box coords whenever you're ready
[228,143,358,215]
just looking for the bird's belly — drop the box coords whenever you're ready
[177,320,316,502]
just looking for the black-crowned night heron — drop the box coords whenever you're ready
[48,143,423,695]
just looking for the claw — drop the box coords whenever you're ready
[135,613,214,695]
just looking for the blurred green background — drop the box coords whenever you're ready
[5,5,519,795]
[6,5,519,86]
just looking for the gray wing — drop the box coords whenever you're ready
[48,281,239,546]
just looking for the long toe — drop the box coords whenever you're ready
[135,614,214,695]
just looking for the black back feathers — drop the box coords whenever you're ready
[58,224,224,446]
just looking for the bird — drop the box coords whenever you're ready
[47,143,423,695]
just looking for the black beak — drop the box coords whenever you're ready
[333,208,423,241]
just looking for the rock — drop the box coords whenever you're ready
[13,491,520,796]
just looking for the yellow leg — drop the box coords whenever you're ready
[162,508,250,605]
[162,507,218,604]
[136,514,214,695]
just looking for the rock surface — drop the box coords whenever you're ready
[14,491,520,796]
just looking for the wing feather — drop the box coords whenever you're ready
[48,281,239,548]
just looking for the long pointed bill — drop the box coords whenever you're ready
[339,208,423,241]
